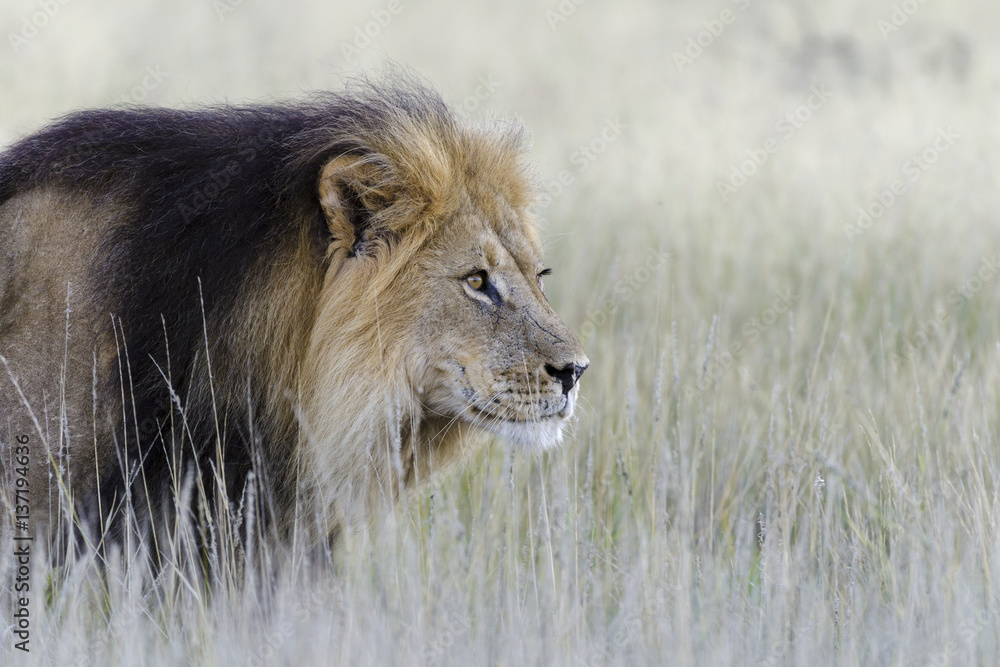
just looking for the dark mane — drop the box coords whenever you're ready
[0,81,457,538]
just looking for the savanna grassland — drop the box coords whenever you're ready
[3,0,1000,665]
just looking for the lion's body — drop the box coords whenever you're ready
[0,82,587,547]
[0,188,117,515]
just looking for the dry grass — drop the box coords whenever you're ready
[3,0,1000,664]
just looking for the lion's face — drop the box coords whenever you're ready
[312,124,587,457]
[411,206,588,451]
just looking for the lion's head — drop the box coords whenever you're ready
[299,87,587,518]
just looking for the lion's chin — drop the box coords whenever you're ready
[491,416,568,452]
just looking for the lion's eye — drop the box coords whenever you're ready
[537,268,552,289]
[466,272,486,291]
[463,270,502,307]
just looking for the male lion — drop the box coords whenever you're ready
[0,81,588,548]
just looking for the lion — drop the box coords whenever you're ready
[0,80,588,549]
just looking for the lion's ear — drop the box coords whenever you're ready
[318,154,394,256]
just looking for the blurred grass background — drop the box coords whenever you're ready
[3,0,1000,664]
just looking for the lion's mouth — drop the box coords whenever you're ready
[466,399,569,424]
[468,405,554,424]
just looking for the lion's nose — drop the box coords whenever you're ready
[544,361,588,394]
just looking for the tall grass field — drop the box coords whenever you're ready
[3,0,1000,664]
